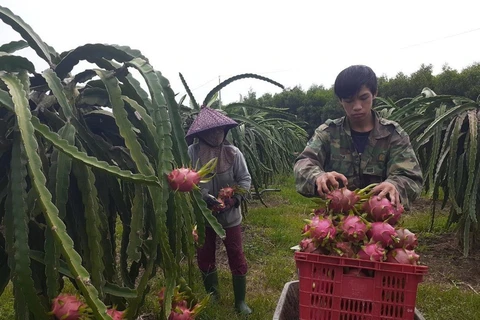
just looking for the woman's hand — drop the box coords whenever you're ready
[204,194,221,208]
[220,197,239,212]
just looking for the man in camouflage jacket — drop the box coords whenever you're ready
[294,65,423,209]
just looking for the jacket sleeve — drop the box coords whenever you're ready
[293,126,329,197]
[385,130,424,210]
[233,149,252,191]
[233,148,252,203]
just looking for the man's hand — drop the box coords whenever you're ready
[371,181,400,207]
[315,171,348,198]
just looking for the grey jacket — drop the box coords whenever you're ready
[188,143,252,228]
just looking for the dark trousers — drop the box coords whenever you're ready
[196,224,248,275]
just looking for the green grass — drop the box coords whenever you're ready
[402,207,453,234]
[417,284,480,320]
[1,176,479,319]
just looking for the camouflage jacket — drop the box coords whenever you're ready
[293,112,423,209]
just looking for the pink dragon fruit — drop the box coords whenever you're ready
[386,204,404,226]
[367,222,398,247]
[340,215,369,242]
[167,168,201,192]
[303,216,337,243]
[50,294,88,320]
[168,300,207,320]
[107,308,124,320]
[218,186,235,199]
[363,197,395,222]
[299,238,319,253]
[301,224,310,234]
[332,241,356,258]
[168,303,194,320]
[394,228,418,249]
[386,248,420,265]
[312,207,328,217]
[167,159,217,192]
[327,188,360,213]
[358,243,386,262]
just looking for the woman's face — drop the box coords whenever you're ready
[199,126,226,146]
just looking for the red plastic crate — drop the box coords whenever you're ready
[295,252,428,320]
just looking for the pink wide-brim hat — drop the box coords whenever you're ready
[185,107,238,143]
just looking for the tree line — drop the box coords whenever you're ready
[241,63,480,136]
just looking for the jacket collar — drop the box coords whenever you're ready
[341,111,392,140]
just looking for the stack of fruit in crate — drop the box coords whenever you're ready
[298,184,420,265]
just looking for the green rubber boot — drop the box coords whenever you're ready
[201,269,220,301]
[232,274,252,315]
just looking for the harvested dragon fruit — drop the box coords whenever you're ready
[303,216,337,243]
[339,214,369,242]
[218,186,235,199]
[387,204,404,225]
[363,196,405,225]
[295,184,422,267]
[332,241,356,258]
[299,238,319,253]
[386,248,420,265]
[358,242,386,262]
[394,228,418,250]
[327,187,360,213]
[312,207,327,217]
[367,222,398,248]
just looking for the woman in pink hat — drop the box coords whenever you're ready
[186,107,253,315]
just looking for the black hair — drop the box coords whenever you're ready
[334,65,377,100]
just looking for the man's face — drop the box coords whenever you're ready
[340,85,376,124]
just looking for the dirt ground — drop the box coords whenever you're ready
[407,197,480,292]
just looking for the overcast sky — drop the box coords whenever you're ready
[1,0,480,104]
